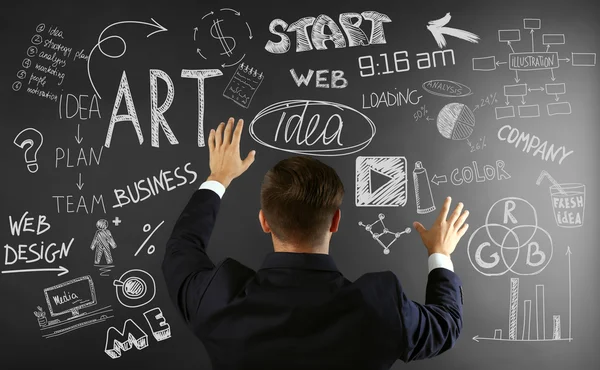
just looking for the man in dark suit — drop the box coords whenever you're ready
[162,117,469,370]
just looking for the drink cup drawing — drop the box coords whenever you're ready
[114,277,147,299]
[113,269,156,308]
[549,183,585,228]
[536,170,585,228]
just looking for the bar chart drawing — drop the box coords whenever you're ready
[473,277,572,343]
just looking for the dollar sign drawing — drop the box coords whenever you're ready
[210,19,236,57]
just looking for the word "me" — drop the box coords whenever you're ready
[266,11,391,54]
[105,307,171,359]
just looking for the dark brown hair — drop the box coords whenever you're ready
[261,156,344,244]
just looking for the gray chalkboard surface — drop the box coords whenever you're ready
[1,0,599,369]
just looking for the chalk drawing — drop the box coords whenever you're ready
[359,213,411,255]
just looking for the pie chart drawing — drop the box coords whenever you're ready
[436,103,475,140]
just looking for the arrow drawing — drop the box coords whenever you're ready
[531,29,535,52]
[521,95,526,104]
[546,44,550,52]
[202,11,214,20]
[528,87,545,92]
[566,246,572,342]
[431,174,447,186]
[554,94,560,101]
[76,173,84,190]
[87,18,168,99]
[246,21,253,39]
[426,13,480,49]
[75,124,83,144]
[426,116,434,121]
[514,70,520,83]
[496,61,507,66]
[196,48,207,60]
[559,57,571,63]
[505,95,510,105]
[507,41,515,53]
[193,27,198,41]
[220,7,240,16]
[2,266,69,276]
[551,68,556,81]
[222,53,246,68]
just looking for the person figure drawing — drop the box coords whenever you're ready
[90,219,117,265]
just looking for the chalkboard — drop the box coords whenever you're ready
[1,0,599,369]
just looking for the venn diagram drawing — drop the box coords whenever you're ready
[467,197,553,276]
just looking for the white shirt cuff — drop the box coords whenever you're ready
[428,253,454,273]
[199,180,226,198]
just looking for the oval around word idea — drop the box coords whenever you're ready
[249,100,376,156]
[422,79,472,98]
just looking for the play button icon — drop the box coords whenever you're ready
[356,156,407,207]
[370,167,395,194]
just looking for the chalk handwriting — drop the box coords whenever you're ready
[265,11,391,54]
[249,100,376,156]
[58,94,101,119]
[362,88,422,109]
[290,68,348,88]
[112,163,198,208]
[497,124,573,164]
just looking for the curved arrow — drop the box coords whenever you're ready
[202,11,214,20]
[246,21,253,39]
[196,48,207,60]
[220,8,240,16]
[222,53,246,68]
[87,18,168,99]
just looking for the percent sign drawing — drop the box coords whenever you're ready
[134,220,165,256]
[414,105,428,121]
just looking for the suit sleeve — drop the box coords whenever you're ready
[162,189,221,324]
[394,268,463,362]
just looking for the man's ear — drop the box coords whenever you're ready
[259,209,271,233]
[330,209,341,233]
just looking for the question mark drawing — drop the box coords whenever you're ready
[13,128,43,173]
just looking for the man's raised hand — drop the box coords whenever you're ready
[206,117,256,188]
[413,197,469,256]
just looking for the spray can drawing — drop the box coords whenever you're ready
[413,161,436,214]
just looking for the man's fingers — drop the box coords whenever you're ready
[457,223,469,238]
[223,117,234,145]
[232,119,244,147]
[215,122,225,148]
[413,221,426,235]
[242,150,256,171]
[454,209,469,230]
[436,197,452,223]
[448,202,464,226]
[208,129,215,152]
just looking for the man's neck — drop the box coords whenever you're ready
[272,241,329,254]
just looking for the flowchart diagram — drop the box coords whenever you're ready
[472,18,596,119]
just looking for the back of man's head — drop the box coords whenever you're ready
[260,156,344,246]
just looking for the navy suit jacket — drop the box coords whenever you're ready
[162,189,464,370]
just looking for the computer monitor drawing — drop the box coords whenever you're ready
[43,275,97,317]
